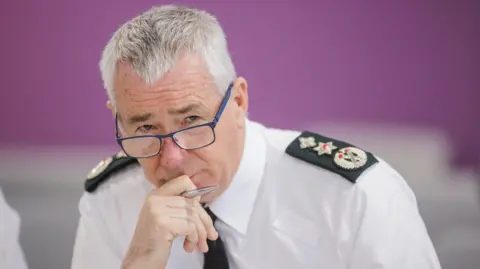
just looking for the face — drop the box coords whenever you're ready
[109,55,248,203]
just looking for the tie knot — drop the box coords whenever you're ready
[204,206,217,222]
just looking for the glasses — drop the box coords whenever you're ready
[115,83,233,158]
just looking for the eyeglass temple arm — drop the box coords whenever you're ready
[115,114,120,138]
[213,84,233,124]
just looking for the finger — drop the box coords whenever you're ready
[164,205,195,220]
[170,201,209,253]
[181,215,198,253]
[154,175,196,196]
[184,237,194,253]
[195,203,218,241]
[156,205,197,251]
[149,196,192,210]
[192,205,209,253]
[164,205,202,253]
[192,194,201,204]
[182,200,208,253]
[146,196,194,220]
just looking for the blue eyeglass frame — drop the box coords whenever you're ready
[115,83,233,158]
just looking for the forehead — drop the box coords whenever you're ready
[113,56,219,117]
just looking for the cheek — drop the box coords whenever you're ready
[190,143,226,179]
[216,118,239,145]
[193,144,219,165]
[202,127,236,165]
[138,158,158,182]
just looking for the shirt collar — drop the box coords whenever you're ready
[208,119,267,235]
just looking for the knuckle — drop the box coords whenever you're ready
[187,230,197,242]
[197,225,207,239]
[172,222,185,238]
[181,175,196,188]
[146,194,162,206]
[188,219,197,232]
[185,210,193,221]
[150,186,166,196]
[192,199,201,208]
[172,228,180,238]
[155,216,168,229]
[179,175,190,184]
[204,213,214,227]
[184,198,194,208]
[146,196,166,215]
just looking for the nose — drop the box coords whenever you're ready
[158,138,184,169]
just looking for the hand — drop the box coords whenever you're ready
[121,175,218,269]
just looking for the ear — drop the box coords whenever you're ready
[232,77,248,120]
[106,100,115,118]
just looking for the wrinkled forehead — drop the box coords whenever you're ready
[112,59,220,123]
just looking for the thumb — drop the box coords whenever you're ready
[154,175,196,196]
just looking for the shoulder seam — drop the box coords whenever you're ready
[84,152,139,193]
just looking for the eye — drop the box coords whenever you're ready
[136,124,154,133]
[185,115,200,123]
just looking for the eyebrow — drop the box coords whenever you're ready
[125,104,204,125]
[167,103,203,115]
[127,113,153,125]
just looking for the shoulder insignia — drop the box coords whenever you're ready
[84,151,139,193]
[285,131,378,183]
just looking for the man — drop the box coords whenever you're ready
[71,4,441,269]
[0,187,29,269]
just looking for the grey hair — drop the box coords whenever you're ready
[99,5,237,105]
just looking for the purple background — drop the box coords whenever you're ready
[0,1,478,166]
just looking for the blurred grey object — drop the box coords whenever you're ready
[0,148,110,269]
[0,122,479,269]
[0,187,28,269]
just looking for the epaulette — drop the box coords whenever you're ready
[286,131,378,183]
[84,151,139,193]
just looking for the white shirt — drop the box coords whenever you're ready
[0,188,28,269]
[71,120,441,269]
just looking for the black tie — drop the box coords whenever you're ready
[203,207,230,269]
